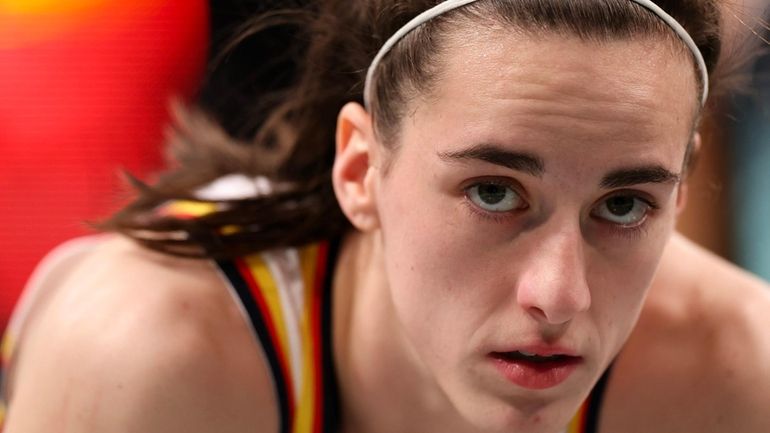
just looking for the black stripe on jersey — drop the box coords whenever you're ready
[584,363,614,433]
[320,239,341,433]
[217,259,292,433]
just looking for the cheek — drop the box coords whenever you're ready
[588,217,674,358]
[375,170,494,358]
[379,198,466,322]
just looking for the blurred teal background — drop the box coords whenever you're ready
[731,48,770,282]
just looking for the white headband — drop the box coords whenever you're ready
[363,0,709,108]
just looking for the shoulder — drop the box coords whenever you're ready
[600,232,770,433]
[4,235,278,433]
[652,233,770,358]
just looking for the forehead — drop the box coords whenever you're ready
[400,26,698,169]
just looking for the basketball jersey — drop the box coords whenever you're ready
[0,239,612,432]
[213,240,612,433]
[0,338,9,429]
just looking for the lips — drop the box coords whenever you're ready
[489,349,582,390]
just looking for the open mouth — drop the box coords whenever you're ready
[492,351,579,366]
[489,351,582,389]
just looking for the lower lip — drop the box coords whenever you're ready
[490,354,581,390]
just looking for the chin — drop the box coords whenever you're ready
[452,392,576,433]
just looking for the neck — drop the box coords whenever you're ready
[332,231,478,433]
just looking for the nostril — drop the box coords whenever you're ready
[526,305,549,322]
[517,280,591,325]
[514,228,591,323]
[528,304,575,326]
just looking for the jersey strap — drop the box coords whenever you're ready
[0,332,13,431]
[565,364,613,433]
[216,240,340,433]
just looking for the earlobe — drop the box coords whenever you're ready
[333,102,380,231]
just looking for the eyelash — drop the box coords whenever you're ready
[461,178,528,223]
[462,181,662,237]
[594,193,661,239]
[604,222,650,240]
[462,199,520,224]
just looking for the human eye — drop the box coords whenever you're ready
[591,193,658,227]
[465,181,525,213]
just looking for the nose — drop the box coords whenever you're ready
[515,223,591,325]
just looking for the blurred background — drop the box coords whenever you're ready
[676,1,770,281]
[0,0,768,335]
[0,0,209,333]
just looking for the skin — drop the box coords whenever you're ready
[600,233,770,433]
[3,23,770,433]
[334,28,694,433]
[3,237,277,433]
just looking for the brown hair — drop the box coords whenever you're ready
[105,0,724,258]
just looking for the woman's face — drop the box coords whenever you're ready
[372,26,698,432]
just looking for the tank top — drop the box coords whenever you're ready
[0,238,612,433]
[0,339,9,428]
[213,239,613,433]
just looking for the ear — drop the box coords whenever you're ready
[676,132,701,214]
[333,102,380,231]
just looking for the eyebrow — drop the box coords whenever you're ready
[600,166,681,189]
[437,144,545,177]
[438,144,680,188]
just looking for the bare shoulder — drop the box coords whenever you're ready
[4,235,277,433]
[601,232,770,433]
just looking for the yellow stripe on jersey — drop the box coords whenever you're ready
[1,332,14,431]
[0,334,13,367]
[565,399,589,433]
[294,245,321,433]
[244,254,296,396]
[238,243,326,433]
[294,244,322,433]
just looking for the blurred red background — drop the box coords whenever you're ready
[0,0,209,331]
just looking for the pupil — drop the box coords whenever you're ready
[478,185,506,204]
[607,197,634,216]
